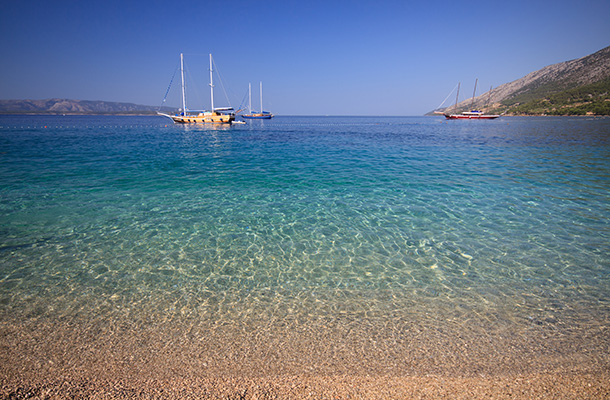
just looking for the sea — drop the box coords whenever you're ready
[1,114,609,377]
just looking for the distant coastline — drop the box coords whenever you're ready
[0,98,173,116]
[0,111,163,116]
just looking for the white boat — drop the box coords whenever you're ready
[442,80,500,120]
[158,54,236,124]
[445,110,500,120]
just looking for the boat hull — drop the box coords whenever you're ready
[445,114,499,120]
[242,113,273,119]
[160,112,235,124]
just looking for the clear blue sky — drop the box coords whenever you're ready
[1,0,608,115]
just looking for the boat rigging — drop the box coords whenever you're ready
[158,53,236,124]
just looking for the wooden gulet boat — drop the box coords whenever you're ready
[242,82,273,119]
[158,54,236,124]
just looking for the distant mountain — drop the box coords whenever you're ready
[431,45,610,116]
[0,98,173,115]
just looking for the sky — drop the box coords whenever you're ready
[1,0,609,116]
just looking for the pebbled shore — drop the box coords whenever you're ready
[2,315,609,399]
[3,373,610,399]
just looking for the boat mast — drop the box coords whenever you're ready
[471,78,478,110]
[454,82,461,112]
[260,82,263,114]
[180,53,187,115]
[248,83,252,113]
[209,54,215,111]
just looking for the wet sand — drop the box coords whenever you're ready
[2,313,609,399]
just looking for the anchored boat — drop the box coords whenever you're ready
[443,80,500,120]
[242,82,273,119]
[445,110,500,120]
[159,53,236,124]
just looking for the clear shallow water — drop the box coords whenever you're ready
[1,115,609,370]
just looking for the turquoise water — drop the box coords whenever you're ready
[1,115,609,371]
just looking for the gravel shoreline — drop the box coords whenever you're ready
[2,307,609,399]
[3,372,610,399]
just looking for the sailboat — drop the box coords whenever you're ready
[158,53,235,124]
[242,82,273,119]
[444,79,500,120]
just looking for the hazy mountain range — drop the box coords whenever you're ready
[432,45,610,116]
[0,99,172,115]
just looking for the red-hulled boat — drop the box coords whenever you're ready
[441,80,500,120]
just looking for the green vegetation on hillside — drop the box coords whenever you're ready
[494,78,610,116]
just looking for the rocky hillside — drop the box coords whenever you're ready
[432,45,610,116]
[0,98,172,115]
